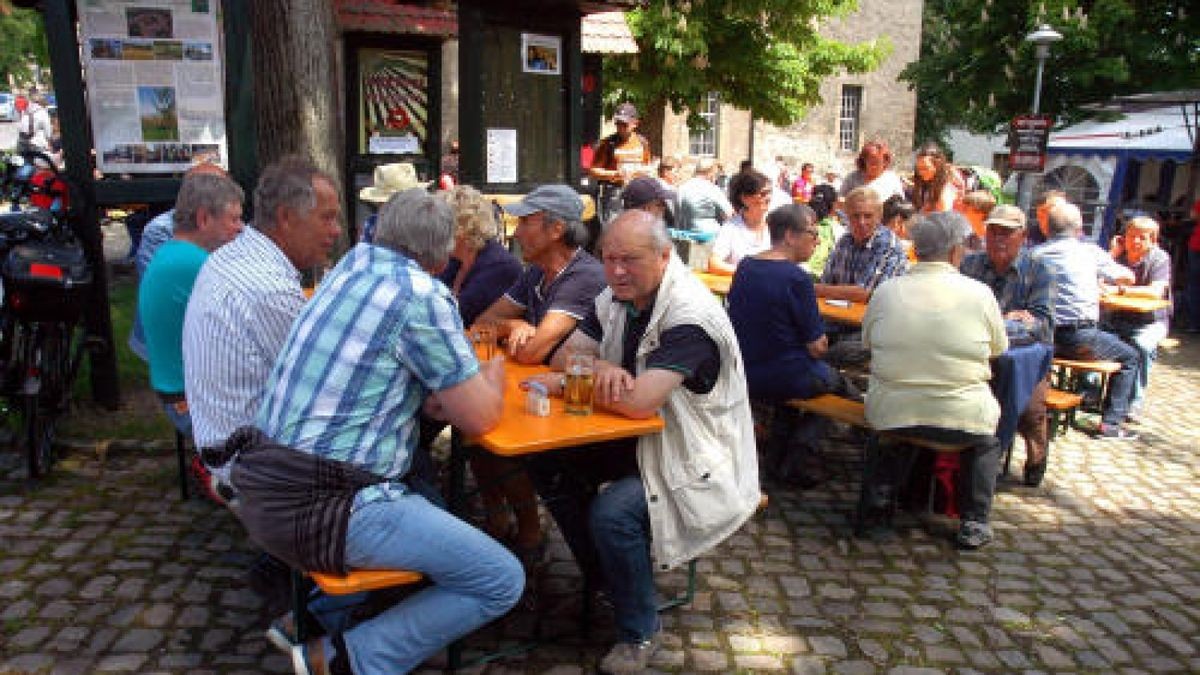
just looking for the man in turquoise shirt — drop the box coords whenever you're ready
[138,171,244,436]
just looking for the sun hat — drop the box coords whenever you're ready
[501,185,584,222]
[984,204,1027,229]
[358,163,429,204]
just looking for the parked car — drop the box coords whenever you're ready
[0,93,16,122]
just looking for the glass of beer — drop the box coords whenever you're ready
[563,351,595,416]
[472,323,496,360]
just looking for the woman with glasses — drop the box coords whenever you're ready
[728,205,858,488]
[707,168,773,275]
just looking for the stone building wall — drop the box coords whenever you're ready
[657,0,923,182]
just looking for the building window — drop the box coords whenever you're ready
[838,85,862,152]
[689,92,720,157]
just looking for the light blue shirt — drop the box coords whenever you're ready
[1033,235,1132,327]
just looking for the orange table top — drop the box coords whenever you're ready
[693,271,731,296]
[472,362,664,457]
[1100,294,1170,313]
[819,299,866,326]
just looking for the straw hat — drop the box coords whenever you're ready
[358,163,429,204]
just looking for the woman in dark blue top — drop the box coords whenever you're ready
[728,204,847,487]
[436,187,522,325]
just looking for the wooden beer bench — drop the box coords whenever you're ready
[1051,357,1121,414]
[786,394,971,536]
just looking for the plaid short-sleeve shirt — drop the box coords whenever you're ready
[256,243,477,505]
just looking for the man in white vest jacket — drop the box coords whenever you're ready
[522,209,760,673]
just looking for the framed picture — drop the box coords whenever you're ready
[521,33,560,75]
[358,47,429,155]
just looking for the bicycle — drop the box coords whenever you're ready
[0,149,96,478]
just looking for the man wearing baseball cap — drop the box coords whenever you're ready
[473,184,607,365]
[960,204,1056,486]
[589,102,652,224]
[621,175,676,225]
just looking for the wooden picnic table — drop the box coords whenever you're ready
[469,362,665,456]
[1099,293,1171,313]
[693,270,731,296]
[818,298,866,327]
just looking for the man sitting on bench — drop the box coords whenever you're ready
[862,212,1008,549]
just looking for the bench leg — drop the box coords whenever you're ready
[175,431,189,501]
[658,559,697,612]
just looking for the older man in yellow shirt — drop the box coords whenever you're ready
[862,211,1008,549]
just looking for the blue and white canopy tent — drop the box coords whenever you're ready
[1040,91,1197,243]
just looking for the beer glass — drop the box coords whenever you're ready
[563,351,595,416]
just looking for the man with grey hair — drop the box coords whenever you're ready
[863,211,1008,549]
[182,157,341,617]
[522,209,761,672]
[474,184,606,365]
[140,172,244,439]
[1033,200,1139,439]
[251,187,523,674]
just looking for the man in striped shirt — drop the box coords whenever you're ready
[183,157,342,466]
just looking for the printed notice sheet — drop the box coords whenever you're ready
[77,0,227,173]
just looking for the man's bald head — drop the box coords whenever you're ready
[1046,201,1083,238]
[601,210,672,309]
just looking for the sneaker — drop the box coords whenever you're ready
[291,637,328,675]
[190,454,228,506]
[599,633,661,674]
[955,520,993,550]
[1096,423,1139,441]
[265,611,297,654]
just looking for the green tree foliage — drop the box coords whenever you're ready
[0,2,49,88]
[903,0,1200,142]
[604,0,888,130]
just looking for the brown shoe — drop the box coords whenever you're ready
[291,637,328,675]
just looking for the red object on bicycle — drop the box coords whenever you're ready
[29,263,64,280]
[29,169,68,210]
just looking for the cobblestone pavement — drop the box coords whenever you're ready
[1,334,1198,674]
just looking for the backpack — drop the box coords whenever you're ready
[960,165,1007,205]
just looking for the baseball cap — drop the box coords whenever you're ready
[502,184,584,221]
[984,204,1026,229]
[622,176,675,209]
[613,102,638,124]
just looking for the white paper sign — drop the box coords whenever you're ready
[486,128,517,184]
[77,0,227,174]
[368,133,420,155]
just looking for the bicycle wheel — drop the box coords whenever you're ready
[22,323,61,479]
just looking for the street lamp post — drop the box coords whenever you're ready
[1016,24,1063,217]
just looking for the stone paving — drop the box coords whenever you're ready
[2,333,1199,673]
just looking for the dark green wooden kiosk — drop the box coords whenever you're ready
[34,0,632,406]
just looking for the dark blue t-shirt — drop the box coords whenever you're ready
[436,239,522,326]
[728,256,831,400]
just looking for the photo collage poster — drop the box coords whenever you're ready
[77,0,226,173]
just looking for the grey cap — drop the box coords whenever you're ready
[984,204,1026,229]
[502,184,584,222]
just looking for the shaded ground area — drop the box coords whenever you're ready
[1,323,1198,672]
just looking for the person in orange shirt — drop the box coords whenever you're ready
[589,102,652,224]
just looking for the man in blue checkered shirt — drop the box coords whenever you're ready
[1033,200,1139,440]
[255,189,523,674]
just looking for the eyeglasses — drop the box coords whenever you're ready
[755,188,772,197]
[801,228,820,238]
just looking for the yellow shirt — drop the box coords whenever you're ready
[862,262,1008,434]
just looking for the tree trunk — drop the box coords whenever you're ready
[638,98,668,159]
[250,0,343,190]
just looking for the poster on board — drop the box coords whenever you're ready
[359,48,428,156]
[77,0,227,174]
[521,33,561,75]
[486,128,517,184]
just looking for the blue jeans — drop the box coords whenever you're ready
[331,492,523,673]
[1054,325,1140,425]
[526,442,656,643]
[1105,320,1168,412]
[161,400,192,438]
